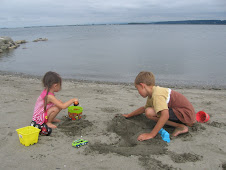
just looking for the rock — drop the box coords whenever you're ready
[0,36,14,44]
[0,37,13,49]
[15,40,27,44]
[33,38,48,42]
[0,36,15,51]
[0,36,48,54]
[1,44,9,50]
[0,36,26,52]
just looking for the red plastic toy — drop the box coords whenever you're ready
[30,121,52,136]
[196,111,210,123]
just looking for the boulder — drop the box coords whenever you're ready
[0,36,14,44]
[33,38,48,42]
[15,40,27,44]
[0,36,25,52]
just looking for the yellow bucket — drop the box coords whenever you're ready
[16,126,41,146]
[68,106,83,120]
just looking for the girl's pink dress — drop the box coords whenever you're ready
[32,89,55,125]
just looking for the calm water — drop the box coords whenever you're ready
[0,25,226,88]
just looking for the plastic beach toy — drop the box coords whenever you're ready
[68,106,83,120]
[158,128,170,143]
[74,101,79,106]
[72,139,88,148]
[30,121,52,136]
[16,126,41,146]
[196,111,210,123]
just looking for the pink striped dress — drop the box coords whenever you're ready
[32,89,55,125]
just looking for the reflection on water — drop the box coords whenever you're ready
[0,49,15,61]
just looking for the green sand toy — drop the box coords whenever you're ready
[72,139,88,148]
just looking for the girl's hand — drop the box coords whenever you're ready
[74,100,79,106]
[73,98,79,105]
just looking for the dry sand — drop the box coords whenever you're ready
[0,73,226,170]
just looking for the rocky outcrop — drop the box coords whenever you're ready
[15,40,27,44]
[0,36,27,53]
[0,36,48,53]
[33,38,48,42]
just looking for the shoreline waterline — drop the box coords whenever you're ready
[1,70,225,90]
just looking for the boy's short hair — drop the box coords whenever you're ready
[135,71,155,86]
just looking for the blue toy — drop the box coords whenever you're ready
[158,128,170,143]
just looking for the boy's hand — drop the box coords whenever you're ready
[122,114,130,118]
[137,133,154,141]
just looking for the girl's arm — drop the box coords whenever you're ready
[47,95,78,109]
[122,106,145,118]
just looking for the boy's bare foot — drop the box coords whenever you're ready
[53,118,61,123]
[46,122,57,129]
[172,125,188,137]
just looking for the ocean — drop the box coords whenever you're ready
[0,24,226,88]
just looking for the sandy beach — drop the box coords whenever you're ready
[0,72,226,170]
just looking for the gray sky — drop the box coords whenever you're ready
[0,0,226,28]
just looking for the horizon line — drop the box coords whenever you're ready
[1,19,226,29]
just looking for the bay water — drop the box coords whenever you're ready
[0,24,226,88]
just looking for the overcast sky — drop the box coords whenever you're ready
[0,0,226,28]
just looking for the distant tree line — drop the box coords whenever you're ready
[128,20,226,25]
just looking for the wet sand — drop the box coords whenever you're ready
[0,73,226,169]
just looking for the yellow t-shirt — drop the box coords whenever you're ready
[145,86,171,116]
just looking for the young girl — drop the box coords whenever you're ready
[32,71,78,129]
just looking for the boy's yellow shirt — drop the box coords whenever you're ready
[145,86,171,117]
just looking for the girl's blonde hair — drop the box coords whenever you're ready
[135,71,155,86]
[42,71,62,111]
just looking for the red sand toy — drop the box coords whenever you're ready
[196,111,210,123]
[30,121,52,136]
[74,101,79,106]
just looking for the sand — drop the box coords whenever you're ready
[0,72,226,170]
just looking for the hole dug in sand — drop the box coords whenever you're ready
[86,114,174,169]
[168,152,203,163]
[58,113,204,169]
[85,114,204,169]
[58,115,93,136]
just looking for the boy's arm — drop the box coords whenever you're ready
[137,109,169,141]
[122,106,145,118]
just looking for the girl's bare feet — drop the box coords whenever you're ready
[172,125,188,137]
[46,122,57,129]
[53,118,61,123]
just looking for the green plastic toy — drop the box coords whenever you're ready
[72,139,88,148]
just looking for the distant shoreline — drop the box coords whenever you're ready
[128,20,226,25]
[1,20,226,29]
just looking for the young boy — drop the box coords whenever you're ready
[123,71,196,141]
